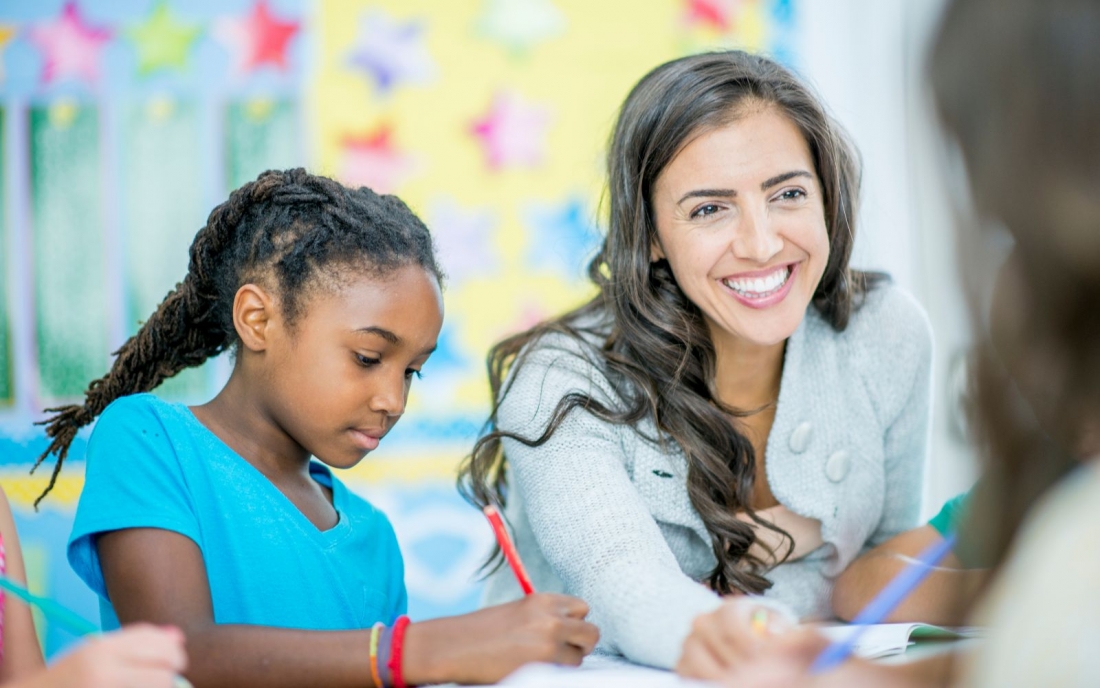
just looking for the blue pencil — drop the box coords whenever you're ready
[810,533,958,673]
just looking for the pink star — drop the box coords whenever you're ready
[28,2,112,85]
[469,90,552,171]
[338,125,419,194]
[684,0,740,30]
[215,0,300,74]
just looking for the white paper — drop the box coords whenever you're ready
[816,623,982,660]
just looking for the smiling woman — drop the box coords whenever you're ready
[458,50,933,671]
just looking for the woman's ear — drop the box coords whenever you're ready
[650,238,666,262]
[233,284,276,352]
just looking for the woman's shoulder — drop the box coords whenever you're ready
[808,281,933,368]
[799,281,933,415]
[509,310,616,387]
[850,281,931,345]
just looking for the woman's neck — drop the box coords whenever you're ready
[191,372,313,483]
[711,331,786,411]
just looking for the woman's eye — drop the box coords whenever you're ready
[776,188,806,202]
[405,369,423,380]
[356,354,381,368]
[690,203,721,219]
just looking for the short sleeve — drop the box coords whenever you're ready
[927,492,970,536]
[67,395,202,598]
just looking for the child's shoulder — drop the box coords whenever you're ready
[97,392,181,424]
[88,393,193,457]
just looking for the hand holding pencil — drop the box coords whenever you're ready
[395,503,600,685]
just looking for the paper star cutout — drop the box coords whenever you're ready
[338,125,419,194]
[524,197,600,278]
[469,91,551,171]
[215,0,299,74]
[428,197,498,284]
[126,2,202,76]
[346,8,436,95]
[0,25,16,82]
[684,0,741,31]
[27,2,112,85]
[476,0,566,54]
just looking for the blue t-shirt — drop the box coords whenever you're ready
[68,393,407,631]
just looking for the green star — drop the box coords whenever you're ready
[125,2,201,76]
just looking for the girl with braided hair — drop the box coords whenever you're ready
[48,169,597,687]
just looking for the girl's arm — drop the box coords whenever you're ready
[98,527,597,688]
[831,525,986,625]
[0,488,46,680]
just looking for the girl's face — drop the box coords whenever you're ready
[265,264,443,469]
[650,106,830,350]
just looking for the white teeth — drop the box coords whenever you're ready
[722,267,791,297]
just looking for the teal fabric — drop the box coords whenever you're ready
[69,393,406,631]
[927,492,970,536]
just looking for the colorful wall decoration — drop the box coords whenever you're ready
[0,0,796,657]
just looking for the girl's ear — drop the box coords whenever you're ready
[233,284,276,352]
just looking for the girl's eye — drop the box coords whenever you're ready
[775,188,806,202]
[690,203,722,219]
[356,354,381,368]
[405,369,423,380]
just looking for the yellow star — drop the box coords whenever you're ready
[125,2,202,76]
[0,25,16,82]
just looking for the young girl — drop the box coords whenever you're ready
[458,50,933,669]
[680,0,1100,685]
[36,169,597,687]
[0,486,186,688]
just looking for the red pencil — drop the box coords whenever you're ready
[482,505,535,595]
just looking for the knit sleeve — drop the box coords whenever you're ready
[865,288,934,547]
[498,337,722,669]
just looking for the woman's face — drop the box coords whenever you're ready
[650,105,830,349]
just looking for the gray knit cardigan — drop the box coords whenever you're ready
[481,284,933,669]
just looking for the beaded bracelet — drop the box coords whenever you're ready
[387,615,412,688]
[369,622,385,688]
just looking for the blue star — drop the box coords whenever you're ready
[346,8,436,95]
[524,197,601,279]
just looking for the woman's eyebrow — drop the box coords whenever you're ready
[677,188,737,205]
[761,170,813,190]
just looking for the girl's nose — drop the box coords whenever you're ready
[369,370,407,417]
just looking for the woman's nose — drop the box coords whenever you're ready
[731,207,783,264]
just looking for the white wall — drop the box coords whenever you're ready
[794,0,978,516]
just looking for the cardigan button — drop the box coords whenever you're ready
[789,422,813,453]
[825,450,850,483]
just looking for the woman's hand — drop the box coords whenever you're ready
[677,597,795,680]
[402,593,599,685]
[21,624,187,688]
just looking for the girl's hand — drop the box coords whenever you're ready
[676,597,795,680]
[29,624,187,688]
[402,593,599,685]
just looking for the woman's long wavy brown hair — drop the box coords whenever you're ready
[458,51,880,595]
[930,0,1100,574]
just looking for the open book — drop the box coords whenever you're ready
[816,623,984,660]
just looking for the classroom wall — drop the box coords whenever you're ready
[0,0,974,658]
